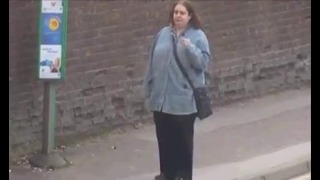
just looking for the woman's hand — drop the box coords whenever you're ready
[180,37,191,47]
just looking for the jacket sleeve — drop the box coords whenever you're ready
[141,29,162,98]
[185,32,212,71]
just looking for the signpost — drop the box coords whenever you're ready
[29,0,68,168]
[38,0,67,80]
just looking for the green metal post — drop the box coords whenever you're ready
[42,81,56,154]
[29,0,69,168]
[29,81,67,168]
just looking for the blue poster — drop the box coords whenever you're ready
[41,13,63,44]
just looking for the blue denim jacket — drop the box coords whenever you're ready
[142,25,212,115]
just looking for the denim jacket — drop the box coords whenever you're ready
[142,25,212,115]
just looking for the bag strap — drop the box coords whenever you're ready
[171,35,195,90]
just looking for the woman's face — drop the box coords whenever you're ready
[53,58,60,68]
[173,3,191,29]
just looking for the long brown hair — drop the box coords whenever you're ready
[168,0,202,29]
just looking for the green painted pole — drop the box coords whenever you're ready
[29,80,67,168]
[29,0,69,168]
[42,81,56,154]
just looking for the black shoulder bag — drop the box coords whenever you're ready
[171,35,213,120]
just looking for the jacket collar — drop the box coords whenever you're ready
[169,23,192,37]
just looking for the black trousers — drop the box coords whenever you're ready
[154,111,197,180]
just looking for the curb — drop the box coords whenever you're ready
[290,172,311,180]
[193,142,311,180]
[235,142,311,180]
[245,161,311,180]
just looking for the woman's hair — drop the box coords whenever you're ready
[168,0,202,29]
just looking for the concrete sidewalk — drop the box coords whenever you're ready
[9,88,311,180]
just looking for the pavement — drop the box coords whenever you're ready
[9,87,311,180]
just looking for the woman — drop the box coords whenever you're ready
[142,0,212,180]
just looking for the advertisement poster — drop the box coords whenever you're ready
[41,13,63,45]
[38,0,68,80]
[39,45,62,79]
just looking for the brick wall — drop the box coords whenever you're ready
[9,0,311,157]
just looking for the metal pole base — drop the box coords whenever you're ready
[29,152,69,169]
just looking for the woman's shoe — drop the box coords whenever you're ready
[155,173,167,180]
